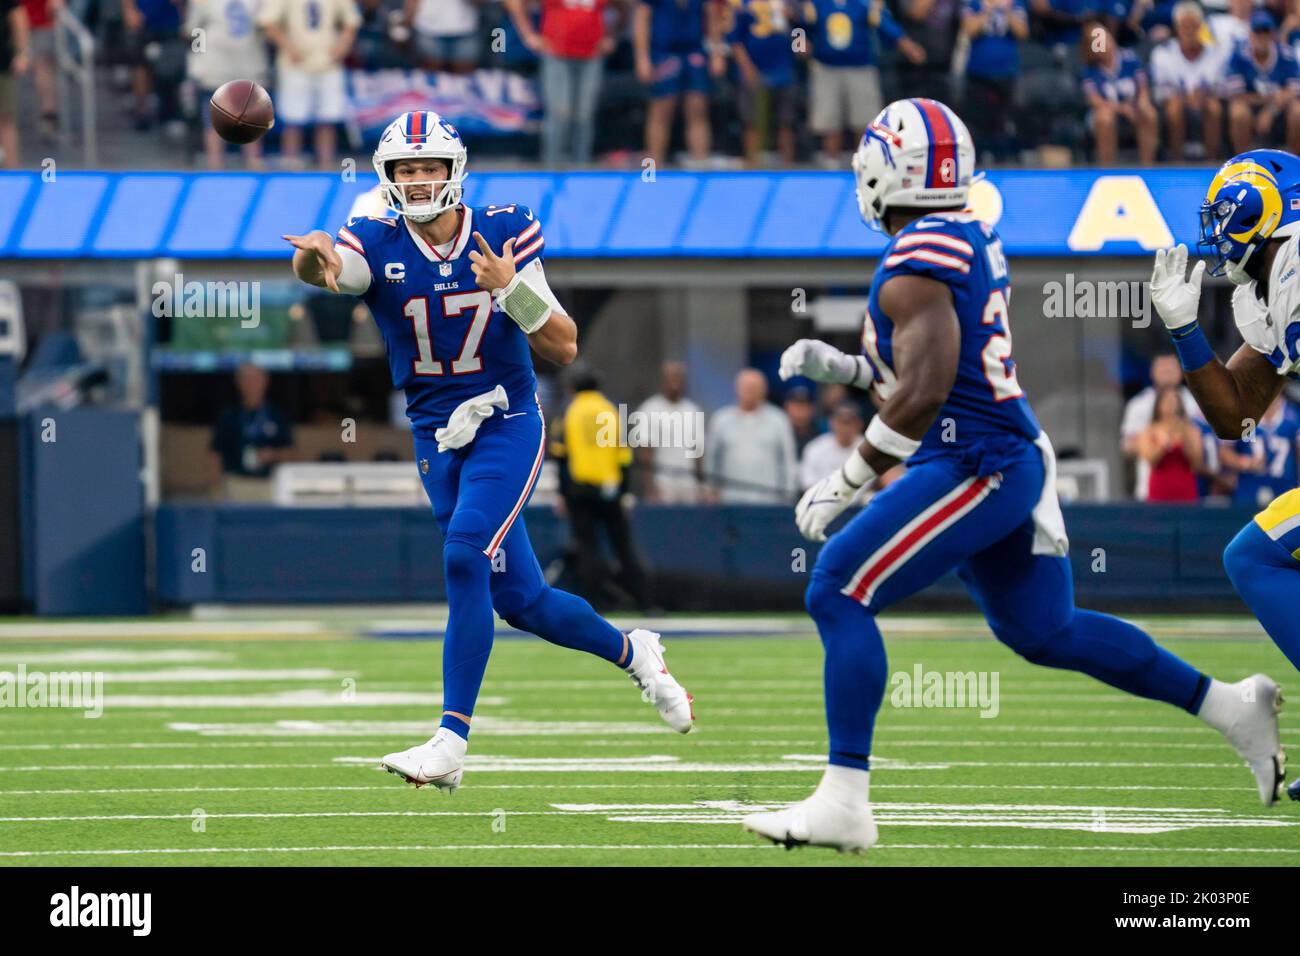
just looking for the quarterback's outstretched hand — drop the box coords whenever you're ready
[795,467,860,542]
[1150,244,1205,331]
[283,231,341,293]
[780,339,862,384]
[469,232,517,294]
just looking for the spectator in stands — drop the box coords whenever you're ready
[1150,0,1225,160]
[1081,20,1157,163]
[783,384,822,456]
[1221,395,1300,508]
[188,0,270,170]
[21,0,55,142]
[0,0,27,169]
[551,368,653,611]
[1121,353,1201,499]
[1099,0,1151,48]
[210,363,295,493]
[121,0,184,130]
[727,0,798,166]
[707,368,798,504]
[406,0,481,73]
[1136,385,1204,502]
[802,0,925,164]
[799,400,863,489]
[635,360,705,504]
[1208,0,1253,58]
[963,0,1029,163]
[1029,0,1095,50]
[351,0,412,70]
[259,0,361,170]
[508,0,627,167]
[898,0,962,104]
[1226,10,1300,154]
[635,0,716,167]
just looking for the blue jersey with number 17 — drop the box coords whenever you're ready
[862,211,1041,466]
[335,203,545,432]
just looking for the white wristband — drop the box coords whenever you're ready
[842,448,877,488]
[866,415,922,461]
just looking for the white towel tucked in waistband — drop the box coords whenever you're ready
[1032,430,1070,557]
[434,385,509,453]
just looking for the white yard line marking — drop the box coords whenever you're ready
[0,622,325,639]
[82,691,505,708]
[0,843,1293,859]
[0,650,230,664]
[165,718,666,737]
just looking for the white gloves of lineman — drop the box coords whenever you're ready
[1150,244,1205,331]
[779,339,866,385]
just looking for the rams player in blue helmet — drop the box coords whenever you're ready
[283,111,694,793]
[1151,147,1300,802]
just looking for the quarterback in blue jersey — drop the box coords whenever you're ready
[743,98,1285,853]
[284,111,694,792]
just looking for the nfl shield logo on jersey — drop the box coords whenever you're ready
[420,459,429,475]
[439,263,453,277]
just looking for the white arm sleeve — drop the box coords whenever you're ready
[334,244,372,295]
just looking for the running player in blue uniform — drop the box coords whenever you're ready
[743,99,1286,853]
[284,111,693,792]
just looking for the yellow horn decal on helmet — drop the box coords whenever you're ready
[1205,161,1284,244]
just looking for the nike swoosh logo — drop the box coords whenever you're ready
[502,412,527,419]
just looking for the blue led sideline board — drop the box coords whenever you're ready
[0,168,1214,260]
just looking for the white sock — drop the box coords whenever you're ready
[1196,678,1241,735]
[815,765,870,806]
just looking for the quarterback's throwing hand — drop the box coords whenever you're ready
[1150,243,1205,331]
[469,232,517,293]
[283,232,341,293]
[795,467,860,542]
[779,339,859,384]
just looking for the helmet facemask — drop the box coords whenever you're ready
[374,152,467,224]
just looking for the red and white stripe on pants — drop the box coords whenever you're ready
[840,474,999,607]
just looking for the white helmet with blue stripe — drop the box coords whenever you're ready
[851,98,975,235]
[372,110,468,223]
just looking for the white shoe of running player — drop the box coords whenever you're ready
[625,628,694,733]
[1217,673,1286,806]
[380,727,467,792]
[743,791,879,854]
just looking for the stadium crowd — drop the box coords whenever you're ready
[9,0,1300,168]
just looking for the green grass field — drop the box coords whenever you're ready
[0,612,1296,866]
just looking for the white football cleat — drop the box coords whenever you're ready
[743,791,878,854]
[625,628,694,733]
[1218,674,1286,806]
[380,727,467,792]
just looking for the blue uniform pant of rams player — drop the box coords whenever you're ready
[1223,489,1300,672]
[414,406,626,737]
[806,439,1210,771]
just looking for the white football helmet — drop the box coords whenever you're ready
[851,98,975,235]
[372,110,468,223]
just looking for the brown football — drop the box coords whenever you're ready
[209,80,275,145]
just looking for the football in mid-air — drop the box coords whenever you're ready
[209,80,275,145]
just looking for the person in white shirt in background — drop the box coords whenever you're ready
[800,401,865,490]
[1207,0,1253,62]
[188,0,270,169]
[1121,353,1205,499]
[707,368,798,504]
[258,0,361,169]
[1150,0,1226,160]
[636,360,705,504]
[406,0,481,73]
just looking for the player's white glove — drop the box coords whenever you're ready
[779,339,864,385]
[795,461,871,542]
[1150,244,1206,331]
